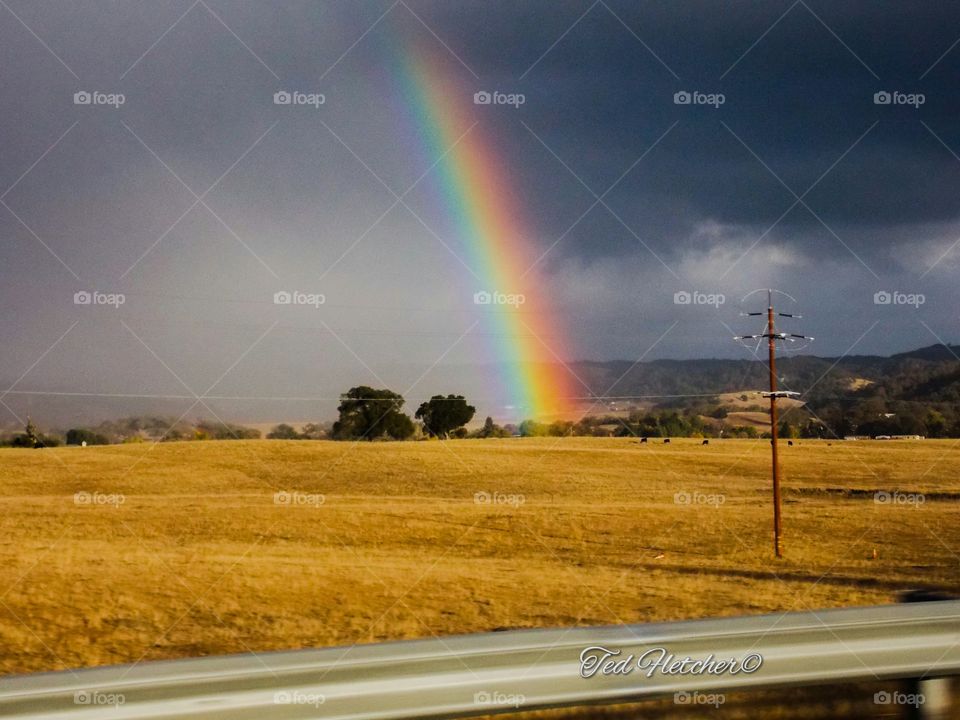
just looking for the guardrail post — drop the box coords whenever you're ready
[900,590,956,720]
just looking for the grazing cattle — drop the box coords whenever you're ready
[664,438,671,444]
[702,439,709,445]
[788,440,794,446]
[639,437,647,444]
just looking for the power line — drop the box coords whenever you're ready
[0,390,736,402]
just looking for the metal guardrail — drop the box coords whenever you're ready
[0,601,958,719]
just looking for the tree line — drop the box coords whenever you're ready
[7,366,960,447]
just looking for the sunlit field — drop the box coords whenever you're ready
[1,437,958,676]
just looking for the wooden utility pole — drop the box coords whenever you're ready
[735,290,812,559]
[766,293,783,558]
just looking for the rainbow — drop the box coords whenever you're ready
[391,38,576,420]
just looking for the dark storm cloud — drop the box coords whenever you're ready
[5,1,959,266]
[449,0,960,243]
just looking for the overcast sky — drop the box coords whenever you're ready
[1,1,959,422]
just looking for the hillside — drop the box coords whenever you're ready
[2,345,958,437]
[572,345,960,403]
[570,344,960,438]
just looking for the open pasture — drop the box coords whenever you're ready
[0,437,957,675]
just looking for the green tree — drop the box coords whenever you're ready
[778,421,801,439]
[475,416,511,438]
[332,386,415,441]
[66,428,109,446]
[519,419,548,437]
[24,418,41,447]
[415,395,476,438]
[799,420,825,438]
[925,409,947,438]
[266,423,300,439]
[13,418,59,448]
[195,420,260,440]
[479,416,497,437]
[381,411,415,440]
[299,423,328,439]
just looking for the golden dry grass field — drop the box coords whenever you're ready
[0,437,958,678]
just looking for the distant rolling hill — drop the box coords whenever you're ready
[570,344,960,402]
[2,345,958,433]
[567,344,960,437]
